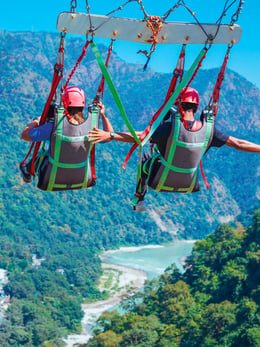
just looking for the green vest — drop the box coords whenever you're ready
[148,113,214,193]
[38,106,99,191]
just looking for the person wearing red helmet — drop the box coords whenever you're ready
[20,86,113,184]
[88,86,260,212]
[21,86,88,144]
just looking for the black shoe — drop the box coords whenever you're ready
[19,164,32,183]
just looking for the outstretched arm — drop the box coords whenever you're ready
[88,128,143,144]
[226,136,260,152]
[89,101,143,144]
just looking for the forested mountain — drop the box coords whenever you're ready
[87,211,260,347]
[0,31,259,346]
[0,31,259,241]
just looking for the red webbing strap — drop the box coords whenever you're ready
[90,147,97,180]
[63,39,90,92]
[96,40,114,100]
[62,39,91,111]
[90,40,115,181]
[30,39,90,175]
[200,45,232,188]
[30,70,63,175]
[208,44,232,117]
[178,46,209,128]
[200,160,210,189]
[122,45,186,170]
[20,34,65,175]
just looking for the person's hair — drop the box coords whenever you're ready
[181,102,197,112]
[67,106,84,124]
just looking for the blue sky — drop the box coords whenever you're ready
[1,0,259,89]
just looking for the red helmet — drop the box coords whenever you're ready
[180,87,199,105]
[63,86,86,107]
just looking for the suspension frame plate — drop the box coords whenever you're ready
[57,12,242,44]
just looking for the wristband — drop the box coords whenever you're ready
[110,132,115,140]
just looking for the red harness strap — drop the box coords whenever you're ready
[208,44,232,117]
[30,71,63,176]
[20,34,65,176]
[122,45,186,170]
[90,40,115,181]
[62,39,91,113]
[199,44,232,189]
[96,40,114,100]
[200,160,210,189]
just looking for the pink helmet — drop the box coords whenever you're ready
[63,86,86,107]
[180,87,199,105]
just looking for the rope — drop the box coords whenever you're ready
[85,0,149,35]
[122,44,186,169]
[82,0,244,42]
[162,0,244,41]
[137,16,163,70]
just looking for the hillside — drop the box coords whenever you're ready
[0,31,259,242]
[0,30,259,346]
[87,211,260,347]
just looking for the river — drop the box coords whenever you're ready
[103,241,195,279]
[65,240,196,347]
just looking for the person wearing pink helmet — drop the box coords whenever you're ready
[88,86,260,212]
[20,86,113,183]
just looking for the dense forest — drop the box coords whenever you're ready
[0,30,259,346]
[0,31,259,240]
[87,210,260,347]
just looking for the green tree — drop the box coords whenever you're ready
[120,327,158,346]
[199,301,237,346]
[88,330,122,347]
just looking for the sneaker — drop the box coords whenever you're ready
[19,164,32,183]
[133,200,147,212]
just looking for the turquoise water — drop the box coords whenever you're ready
[103,241,196,279]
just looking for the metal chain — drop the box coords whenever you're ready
[70,0,77,12]
[230,0,245,25]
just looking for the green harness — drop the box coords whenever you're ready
[153,114,214,193]
[132,113,214,205]
[38,106,99,192]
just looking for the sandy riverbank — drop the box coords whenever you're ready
[64,254,148,347]
[65,242,196,346]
